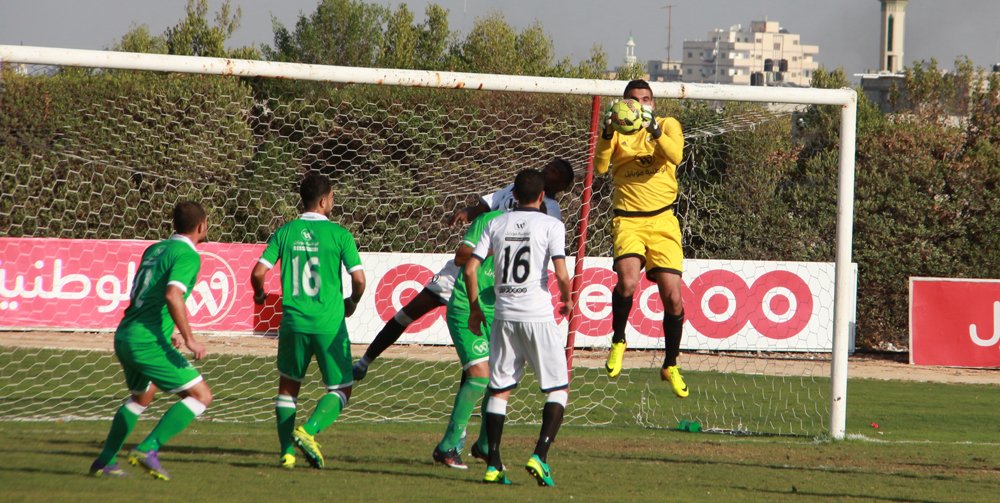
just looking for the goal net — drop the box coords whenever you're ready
[0,47,857,438]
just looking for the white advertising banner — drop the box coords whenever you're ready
[0,238,854,352]
[356,253,854,352]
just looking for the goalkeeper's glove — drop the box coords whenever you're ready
[642,104,662,140]
[601,99,618,140]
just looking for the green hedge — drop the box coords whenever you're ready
[2,67,998,350]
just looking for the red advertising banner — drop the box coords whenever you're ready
[0,238,279,332]
[910,277,1000,367]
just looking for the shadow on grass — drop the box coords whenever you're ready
[0,465,89,477]
[739,486,942,503]
[333,465,488,485]
[617,453,965,483]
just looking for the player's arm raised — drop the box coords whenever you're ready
[593,100,618,175]
[165,284,206,360]
[649,113,684,166]
[449,200,490,227]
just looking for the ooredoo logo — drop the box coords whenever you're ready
[187,251,237,327]
[374,264,443,332]
[683,269,812,340]
[563,266,617,334]
[572,268,813,340]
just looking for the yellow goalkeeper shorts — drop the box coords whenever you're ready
[612,210,683,276]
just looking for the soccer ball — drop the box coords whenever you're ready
[609,99,643,135]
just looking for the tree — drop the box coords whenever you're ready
[377,4,418,69]
[454,12,519,74]
[415,4,451,70]
[515,22,555,76]
[266,0,387,66]
[903,57,983,118]
[614,61,645,81]
[166,0,236,57]
[111,0,258,59]
[573,45,609,79]
[112,24,169,54]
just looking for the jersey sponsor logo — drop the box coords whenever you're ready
[186,250,238,327]
[300,229,315,242]
[498,286,527,294]
[622,166,660,179]
[635,155,655,167]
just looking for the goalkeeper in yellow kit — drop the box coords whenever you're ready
[594,79,689,397]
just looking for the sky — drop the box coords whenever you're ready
[2,0,999,76]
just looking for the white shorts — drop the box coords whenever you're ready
[424,259,459,303]
[488,319,569,393]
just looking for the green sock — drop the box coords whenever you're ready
[275,395,297,456]
[303,392,345,436]
[136,397,205,452]
[439,377,488,452]
[474,389,490,454]
[96,400,144,466]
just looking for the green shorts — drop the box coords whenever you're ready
[446,306,492,369]
[277,323,352,389]
[114,338,203,394]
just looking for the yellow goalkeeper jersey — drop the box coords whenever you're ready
[594,116,684,215]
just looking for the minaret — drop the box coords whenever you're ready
[878,0,908,73]
[625,34,637,66]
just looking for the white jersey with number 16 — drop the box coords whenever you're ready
[471,208,566,323]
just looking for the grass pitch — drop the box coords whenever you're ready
[1,376,997,502]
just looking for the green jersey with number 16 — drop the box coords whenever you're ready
[258,213,363,336]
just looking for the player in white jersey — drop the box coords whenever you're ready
[351,158,574,380]
[465,168,573,487]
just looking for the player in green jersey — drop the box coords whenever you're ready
[351,159,575,382]
[432,210,503,470]
[89,201,214,481]
[250,173,366,470]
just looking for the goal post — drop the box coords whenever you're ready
[0,45,857,439]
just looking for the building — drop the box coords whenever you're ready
[878,0,908,73]
[857,71,905,112]
[647,59,682,82]
[681,20,819,86]
[860,1,910,112]
[624,34,637,66]
[608,34,651,80]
